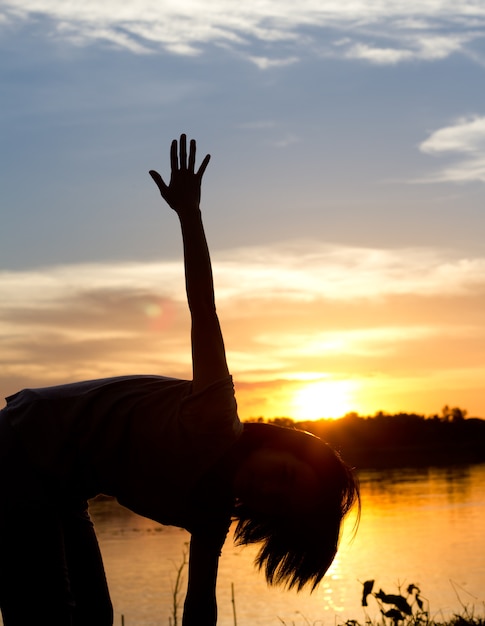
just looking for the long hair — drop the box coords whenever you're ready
[232,423,359,591]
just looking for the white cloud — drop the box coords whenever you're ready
[417,34,469,60]
[344,43,413,64]
[269,133,300,148]
[1,242,484,314]
[213,243,485,300]
[423,158,485,183]
[342,32,470,64]
[2,0,485,65]
[418,115,485,183]
[248,55,299,69]
[420,116,485,154]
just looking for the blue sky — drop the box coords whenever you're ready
[1,1,485,418]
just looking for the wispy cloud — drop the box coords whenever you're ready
[2,242,484,309]
[342,33,470,64]
[418,115,485,183]
[420,116,485,154]
[2,0,485,65]
[1,241,485,417]
[248,55,299,70]
[213,242,485,299]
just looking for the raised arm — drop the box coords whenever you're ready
[150,135,228,625]
[149,134,229,394]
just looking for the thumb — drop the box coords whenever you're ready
[149,170,168,195]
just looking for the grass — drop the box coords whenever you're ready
[116,571,485,626]
[278,579,485,626]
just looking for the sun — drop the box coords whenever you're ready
[291,380,356,420]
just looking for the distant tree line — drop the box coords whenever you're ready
[245,406,485,469]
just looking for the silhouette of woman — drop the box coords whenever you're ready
[0,135,359,626]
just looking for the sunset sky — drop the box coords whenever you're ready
[1,0,484,420]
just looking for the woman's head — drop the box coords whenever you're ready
[232,423,359,591]
[233,446,320,517]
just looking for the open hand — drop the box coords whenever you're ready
[149,134,211,217]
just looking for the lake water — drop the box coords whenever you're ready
[90,463,485,626]
[4,464,485,626]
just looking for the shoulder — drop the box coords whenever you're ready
[180,375,242,438]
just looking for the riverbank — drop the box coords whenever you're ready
[251,414,485,469]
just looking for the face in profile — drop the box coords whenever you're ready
[233,448,319,517]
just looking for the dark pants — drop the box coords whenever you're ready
[0,411,113,626]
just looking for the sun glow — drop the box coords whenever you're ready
[291,380,356,420]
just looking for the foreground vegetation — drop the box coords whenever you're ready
[349,579,483,626]
[116,570,485,626]
[279,579,485,626]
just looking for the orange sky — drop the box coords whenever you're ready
[1,241,484,420]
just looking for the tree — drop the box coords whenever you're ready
[441,405,467,422]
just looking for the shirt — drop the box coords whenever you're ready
[4,375,242,533]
